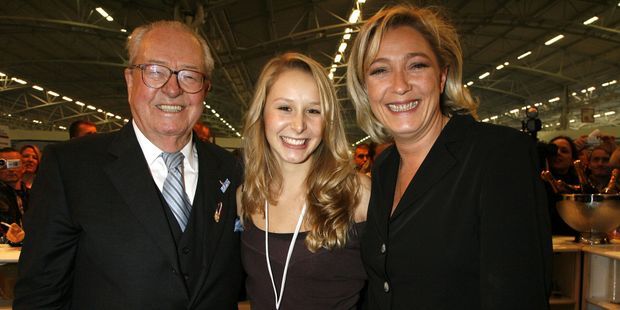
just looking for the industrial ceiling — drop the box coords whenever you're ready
[1,0,618,144]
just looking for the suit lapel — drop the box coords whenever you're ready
[391,115,471,221]
[103,124,179,266]
[189,141,231,302]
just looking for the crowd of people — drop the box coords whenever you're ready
[2,3,616,310]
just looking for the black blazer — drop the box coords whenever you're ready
[362,115,552,310]
[14,124,243,309]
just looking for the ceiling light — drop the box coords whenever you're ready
[466,81,474,86]
[510,109,519,114]
[87,105,96,110]
[482,118,489,122]
[334,54,342,63]
[32,85,44,91]
[504,62,509,66]
[59,126,67,130]
[544,34,564,46]
[115,115,122,120]
[338,42,347,53]
[587,86,596,92]
[105,16,114,22]
[357,0,366,3]
[478,72,490,79]
[47,90,59,97]
[75,101,85,106]
[0,72,5,77]
[548,97,560,102]
[496,64,504,70]
[517,51,532,60]
[348,9,360,23]
[605,111,616,116]
[583,16,599,25]
[120,29,127,33]
[62,96,73,102]
[328,72,334,80]
[490,115,498,120]
[594,114,601,118]
[97,108,103,113]
[11,78,27,85]
[569,119,576,123]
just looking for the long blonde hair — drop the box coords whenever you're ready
[241,52,361,251]
[347,4,478,143]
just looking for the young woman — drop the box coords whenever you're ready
[237,52,369,310]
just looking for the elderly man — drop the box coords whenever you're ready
[15,21,242,309]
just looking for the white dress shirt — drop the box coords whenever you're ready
[133,121,199,204]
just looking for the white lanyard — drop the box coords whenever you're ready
[264,201,307,310]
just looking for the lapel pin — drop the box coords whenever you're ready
[214,202,223,223]
[220,178,231,193]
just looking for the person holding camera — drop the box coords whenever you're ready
[0,147,27,244]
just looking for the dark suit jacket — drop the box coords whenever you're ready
[14,124,243,309]
[361,114,552,310]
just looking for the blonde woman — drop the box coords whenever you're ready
[237,52,369,310]
[347,4,551,309]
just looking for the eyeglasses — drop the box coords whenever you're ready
[130,64,209,94]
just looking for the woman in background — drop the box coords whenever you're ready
[347,4,551,309]
[238,52,369,310]
[20,144,41,190]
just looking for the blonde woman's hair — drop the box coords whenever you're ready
[347,4,478,143]
[241,52,361,252]
[126,20,214,79]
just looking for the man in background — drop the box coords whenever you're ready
[0,148,27,243]
[15,20,242,309]
[354,143,371,173]
[69,120,97,138]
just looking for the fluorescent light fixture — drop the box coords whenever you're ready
[482,118,489,122]
[534,102,542,107]
[328,72,334,80]
[343,33,351,40]
[496,64,504,70]
[348,9,360,23]
[87,105,96,110]
[124,119,129,122]
[211,109,216,114]
[106,112,115,117]
[556,122,561,126]
[504,62,509,66]
[32,85,44,91]
[236,132,241,137]
[215,113,220,117]
[205,104,210,109]
[510,109,519,114]
[11,78,27,85]
[75,101,85,106]
[338,42,347,53]
[121,28,127,33]
[478,72,490,79]
[605,111,616,116]
[357,0,366,3]
[95,7,108,17]
[466,81,474,86]
[548,97,560,102]
[62,96,73,102]
[334,54,342,63]
[0,72,5,77]
[544,34,564,46]
[97,108,103,113]
[571,92,577,96]
[59,126,67,130]
[569,119,576,123]
[47,90,59,97]
[581,89,587,93]
[587,86,596,92]
[115,115,122,120]
[490,115,498,120]
[106,16,114,22]
[517,51,532,60]
[602,80,617,87]
[594,114,601,118]
[583,16,599,25]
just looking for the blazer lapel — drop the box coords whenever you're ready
[391,115,471,221]
[189,141,232,302]
[103,124,179,266]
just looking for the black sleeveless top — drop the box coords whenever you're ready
[241,221,367,310]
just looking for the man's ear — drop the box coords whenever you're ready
[124,68,134,101]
